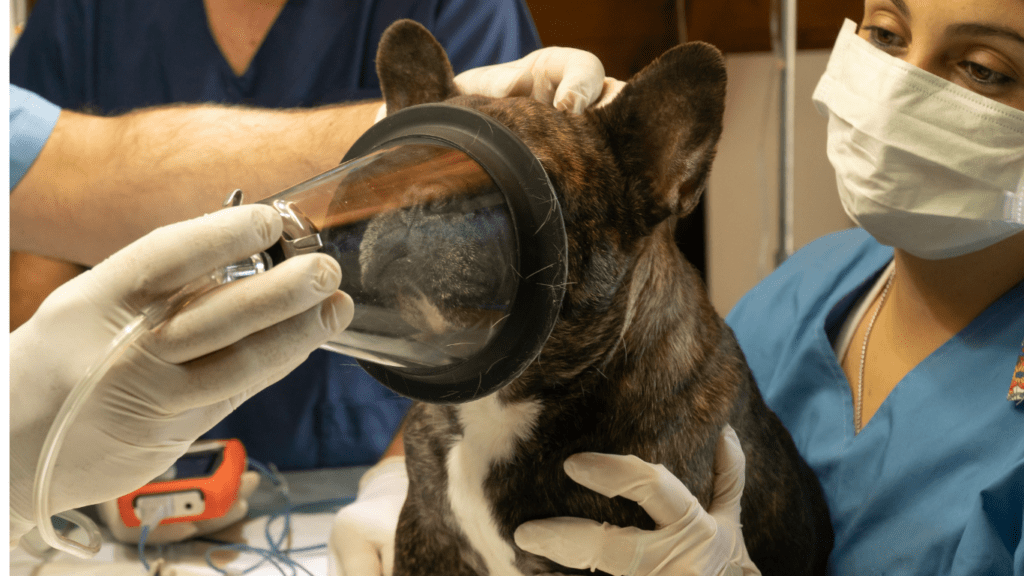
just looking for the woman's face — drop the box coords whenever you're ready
[858,0,1024,111]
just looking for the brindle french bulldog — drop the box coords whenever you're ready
[364,19,833,576]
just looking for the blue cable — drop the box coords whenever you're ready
[201,458,354,575]
[136,457,355,575]
[139,526,151,572]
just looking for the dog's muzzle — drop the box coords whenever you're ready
[245,104,567,403]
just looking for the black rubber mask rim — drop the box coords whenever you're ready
[340,103,567,404]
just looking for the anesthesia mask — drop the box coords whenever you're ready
[252,104,567,403]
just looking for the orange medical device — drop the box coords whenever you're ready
[116,439,246,528]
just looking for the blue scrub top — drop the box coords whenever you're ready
[726,228,1024,575]
[9,86,61,189]
[10,0,542,110]
[10,0,543,470]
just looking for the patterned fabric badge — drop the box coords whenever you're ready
[1010,338,1024,405]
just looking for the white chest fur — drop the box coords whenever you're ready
[446,395,542,576]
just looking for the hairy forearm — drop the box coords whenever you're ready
[11,99,380,266]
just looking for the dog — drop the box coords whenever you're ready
[359,20,834,576]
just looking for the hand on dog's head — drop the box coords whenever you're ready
[377,19,726,232]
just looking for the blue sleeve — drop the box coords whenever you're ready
[9,86,62,190]
[433,0,542,74]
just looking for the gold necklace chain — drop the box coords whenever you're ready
[856,269,895,434]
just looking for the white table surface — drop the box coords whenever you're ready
[11,466,370,576]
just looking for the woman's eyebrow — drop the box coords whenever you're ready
[885,0,911,19]
[947,23,1024,47]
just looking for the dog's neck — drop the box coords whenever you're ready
[600,219,720,399]
[610,220,710,360]
[500,218,719,404]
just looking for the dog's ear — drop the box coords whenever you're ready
[376,19,457,114]
[594,42,726,226]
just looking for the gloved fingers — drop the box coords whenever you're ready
[594,77,628,109]
[515,517,643,576]
[454,56,536,100]
[563,452,700,527]
[153,290,353,413]
[331,524,385,576]
[149,253,342,364]
[513,48,604,113]
[535,48,606,114]
[96,205,283,308]
[453,47,606,114]
[707,425,746,521]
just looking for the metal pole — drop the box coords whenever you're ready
[775,0,797,265]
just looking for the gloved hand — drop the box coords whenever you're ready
[9,204,354,546]
[96,470,261,545]
[328,456,408,576]
[514,425,761,576]
[375,47,626,121]
[454,47,625,112]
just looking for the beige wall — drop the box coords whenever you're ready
[706,50,853,315]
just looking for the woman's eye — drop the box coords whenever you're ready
[962,61,1015,86]
[865,26,905,49]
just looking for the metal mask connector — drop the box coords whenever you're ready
[272,198,324,258]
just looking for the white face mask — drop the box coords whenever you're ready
[812,19,1024,260]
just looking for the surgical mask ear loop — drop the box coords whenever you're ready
[1005,179,1024,225]
[30,191,272,558]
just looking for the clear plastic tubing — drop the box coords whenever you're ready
[31,257,267,557]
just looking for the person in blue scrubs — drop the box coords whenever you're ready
[10,55,614,548]
[725,2,1024,569]
[390,0,1021,575]
[9,85,359,549]
[10,0,544,471]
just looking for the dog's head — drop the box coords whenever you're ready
[367,20,726,381]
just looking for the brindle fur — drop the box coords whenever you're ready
[373,20,833,576]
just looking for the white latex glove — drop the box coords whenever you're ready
[95,470,261,545]
[373,47,626,120]
[328,456,408,576]
[454,47,625,113]
[9,204,355,546]
[514,425,761,576]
